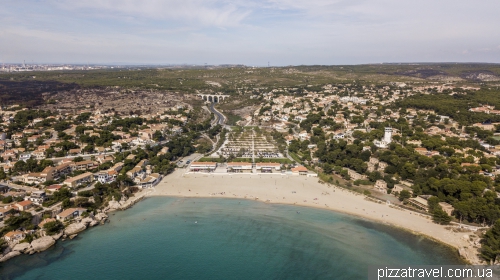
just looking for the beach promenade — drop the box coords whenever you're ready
[151,169,481,264]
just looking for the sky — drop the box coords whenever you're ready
[1,0,499,66]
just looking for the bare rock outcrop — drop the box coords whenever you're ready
[81,217,94,226]
[108,200,122,210]
[31,236,56,252]
[52,231,64,241]
[12,243,31,253]
[0,251,21,262]
[64,223,87,235]
[95,213,108,223]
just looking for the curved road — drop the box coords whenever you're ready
[209,102,226,126]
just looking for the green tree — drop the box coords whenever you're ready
[427,196,440,212]
[2,196,13,204]
[5,211,34,230]
[62,198,72,209]
[73,156,84,162]
[432,208,451,225]
[13,160,28,173]
[43,220,64,235]
[481,219,500,263]
[399,190,411,201]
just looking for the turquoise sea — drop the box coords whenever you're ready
[1,197,464,279]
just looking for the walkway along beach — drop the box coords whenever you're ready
[151,169,482,264]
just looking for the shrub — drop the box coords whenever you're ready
[43,220,64,235]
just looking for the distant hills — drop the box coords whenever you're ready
[1,63,500,108]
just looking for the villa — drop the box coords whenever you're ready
[56,207,87,221]
[3,231,26,243]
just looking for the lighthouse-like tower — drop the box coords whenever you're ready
[384,127,392,144]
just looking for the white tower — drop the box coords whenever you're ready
[384,127,392,144]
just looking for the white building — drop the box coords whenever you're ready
[374,127,392,148]
[383,127,392,144]
[227,162,253,173]
[189,162,217,172]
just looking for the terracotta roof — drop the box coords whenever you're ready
[4,231,24,238]
[16,200,32,207]
[291,166,308,172]
[64,172,93,183]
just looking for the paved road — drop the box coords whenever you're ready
[209,103,226,126]
[1,181,39,192]
[76,182,97,193]
[177,153,203,168]
[47,151,118,163]
[285,149,297,163]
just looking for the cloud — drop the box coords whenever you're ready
[1,0,500,64]
[50,0,252,27]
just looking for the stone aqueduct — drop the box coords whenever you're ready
[197,94,230,103]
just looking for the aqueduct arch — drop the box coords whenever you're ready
[198,94,230,103]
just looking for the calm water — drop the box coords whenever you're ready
[1,197,464,279]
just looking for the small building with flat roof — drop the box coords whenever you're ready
[346,168,367,181]
[374,180,388,193]
[407,196,429,211]
[227,162,252,173]
[63,172,93,188]
[256,162,281,173]
[189,162,217,172]
[56,207,87,221]
[439,202,455,216]
[392,184,413,195]
[291,166,308,175]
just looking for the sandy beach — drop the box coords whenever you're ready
[150,169,481,264]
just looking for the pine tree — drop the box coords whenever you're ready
[432,208,451,225]
[0,168,6,180]
[481,219,500,264]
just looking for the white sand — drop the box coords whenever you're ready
[150,169,481,264]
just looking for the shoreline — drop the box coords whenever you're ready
[148,169,483,265]
[0,169,481,266]
[145,194,468,263]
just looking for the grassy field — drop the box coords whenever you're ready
[197,157,225,163]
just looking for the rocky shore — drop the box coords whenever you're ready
[0,211,108,263]
[0,190,154,263]
[0,187,158,263]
